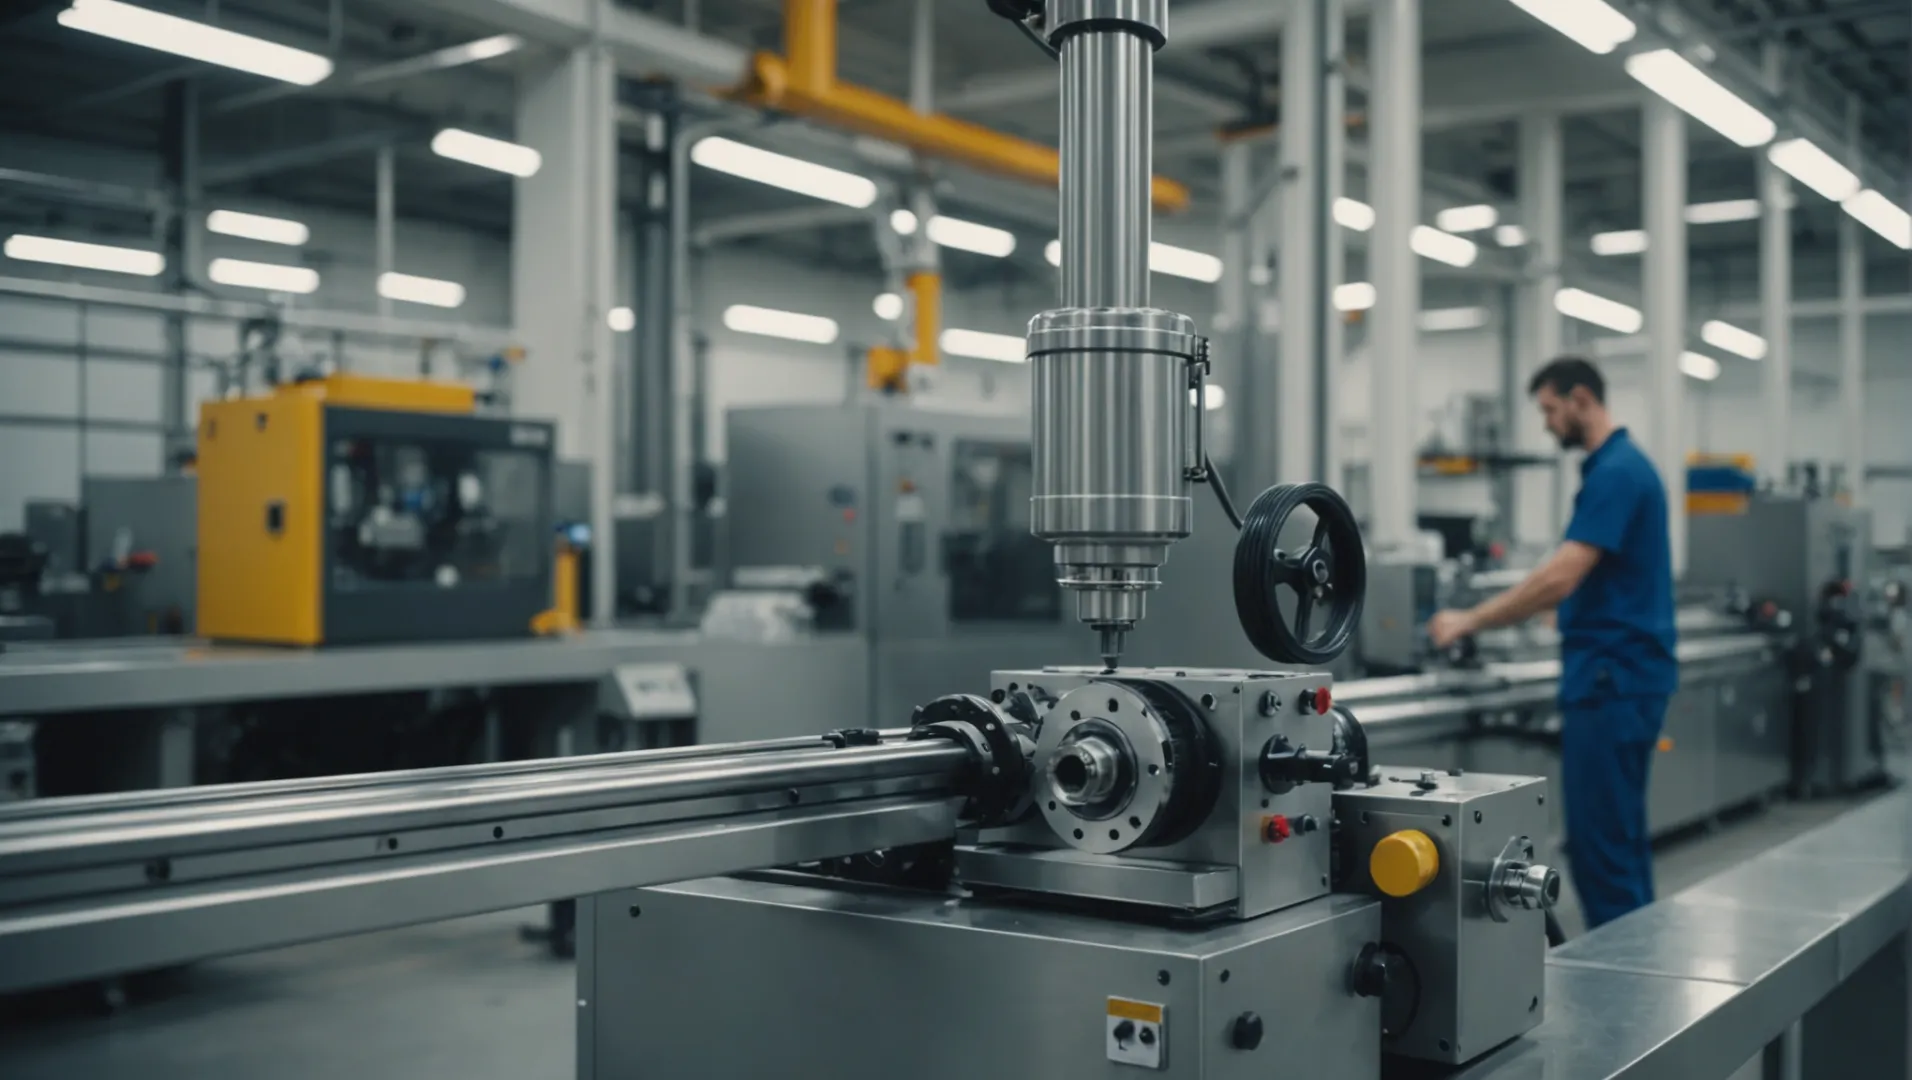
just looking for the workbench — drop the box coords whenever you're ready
[0,631,869,792]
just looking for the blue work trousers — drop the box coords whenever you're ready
[1559,695,1667,929]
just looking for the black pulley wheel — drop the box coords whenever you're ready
[1233,483,1366,666]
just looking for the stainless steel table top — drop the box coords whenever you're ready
[1438,789,1912,1080]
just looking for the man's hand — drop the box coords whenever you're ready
[1427,609,1479,649]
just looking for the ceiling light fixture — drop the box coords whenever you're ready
[1504,0,1637,54]
[1625,49,1776,148]
[1699,319,1767,360]
[206,209,308,246]
[1842,190,1912,249]
[873,292,905,321]
[377,271,465,309]
[1591,229,1648,256]
[58,0,333,84]
[1334,197,1376,232]
[723,304,840,344]
[1411,225,1480,268]
[1435,205,1498,233]
[1334,282,1377,312]
[1149,241,1225,283]
[1554,287,1643,333]
[4,234,164,276]
[1767,138,1861,203]
[608,306,635,332]
[940,328,1027,363]
[926,215,1016,258]
[208,257,318,294]
[431,129,542,178]
[690,137,877,209]
[1680,351,1722,380]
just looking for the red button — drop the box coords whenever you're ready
[1262,815,1292,843]
[1317,687,1333,713]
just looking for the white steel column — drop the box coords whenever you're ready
[514,39,618,625]
[1759,45,1793,489]
[1277,0,1325,485]
[1840,98,1866,503]
[375,145,395,319]
[1368,0,1420,550]
[1516,111,1564,545]
[1219,138,1255,473]
[1321,0,1347,493]
[1642,99,1688,575]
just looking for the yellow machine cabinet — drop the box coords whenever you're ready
[196,375,555,646]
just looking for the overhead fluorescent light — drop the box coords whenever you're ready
[1418,306,1489,332]
[1680,351,1721,381]
[1591,229,1648,256]
[1435,205,1498,233]
[1767,138,1861,204]
[1150,241,1224,283]
[1411,225,1479,268]
[1625,49,1776,149]
[608,306,635,332]
[1495,224,1528,247]
[1843,189,1912,249]
[1700,319,1766,360]
[890,209,919,235]
[57,0,332,85]
[431,128,541,178]
[1334,281,1377,312]
[1553,287,1643,333]
[208,257,318,294]
[1334,197,1375,232]
[4,234,164,276]
[690,137,876,209]
[1505,0,1636,54]
[378,271,465,308]
[873,292,904,320]
[926,215,1016,258]
[723,304,839,344]
[206,209,308,246]
[1044,239,1062,266]
[463,34,522,62]
[1684,198,1762,225]
[941,328,1026,363]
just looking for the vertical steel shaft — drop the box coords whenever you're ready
[1031,0,1190,665]
[1059,29,1153,310]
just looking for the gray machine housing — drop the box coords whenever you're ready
[585,877,1382,1080]
[724,403,1080,725]
[963,666,1334,920]
[1338,771,1551,1063]
[1688,497,1875,791]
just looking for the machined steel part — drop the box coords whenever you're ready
[1028,0,1205,669]
[1484,834,1561,922]
[1032,679,1219,854]
[1027,308,1206,655]
[0,730,996,995]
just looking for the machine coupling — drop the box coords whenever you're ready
[1485,835,1561,922]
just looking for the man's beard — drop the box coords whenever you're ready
[1556,421,1586,450]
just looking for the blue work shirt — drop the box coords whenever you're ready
[1556,428,1678,704]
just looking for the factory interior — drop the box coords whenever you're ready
[2,0,1912,1076]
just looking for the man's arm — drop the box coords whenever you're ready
[1428,542,1602,647]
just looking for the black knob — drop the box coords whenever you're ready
[1113,1019,1135,1042]
[1230,1011,1265,1050]
[1259,736,1358,794]
[1138,1027,1157,1046]
[1351,944,1391,998]
[1296,814,1321,834]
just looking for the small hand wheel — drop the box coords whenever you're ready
[1233,483,1366,666]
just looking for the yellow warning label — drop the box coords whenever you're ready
[1107,998,1164,1024]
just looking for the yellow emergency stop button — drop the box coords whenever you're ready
[1370,829,1440,897]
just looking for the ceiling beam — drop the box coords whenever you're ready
[201,129,406,188]
[207,34,526,115]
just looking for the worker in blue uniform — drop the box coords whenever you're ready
[1429,357,1678,929]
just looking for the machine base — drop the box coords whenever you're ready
[583,875,1381,1079]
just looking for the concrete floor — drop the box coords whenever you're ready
[0,791,1885,1080]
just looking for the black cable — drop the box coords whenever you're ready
[1013,17,1059,60]
[1204,454,1243,530]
